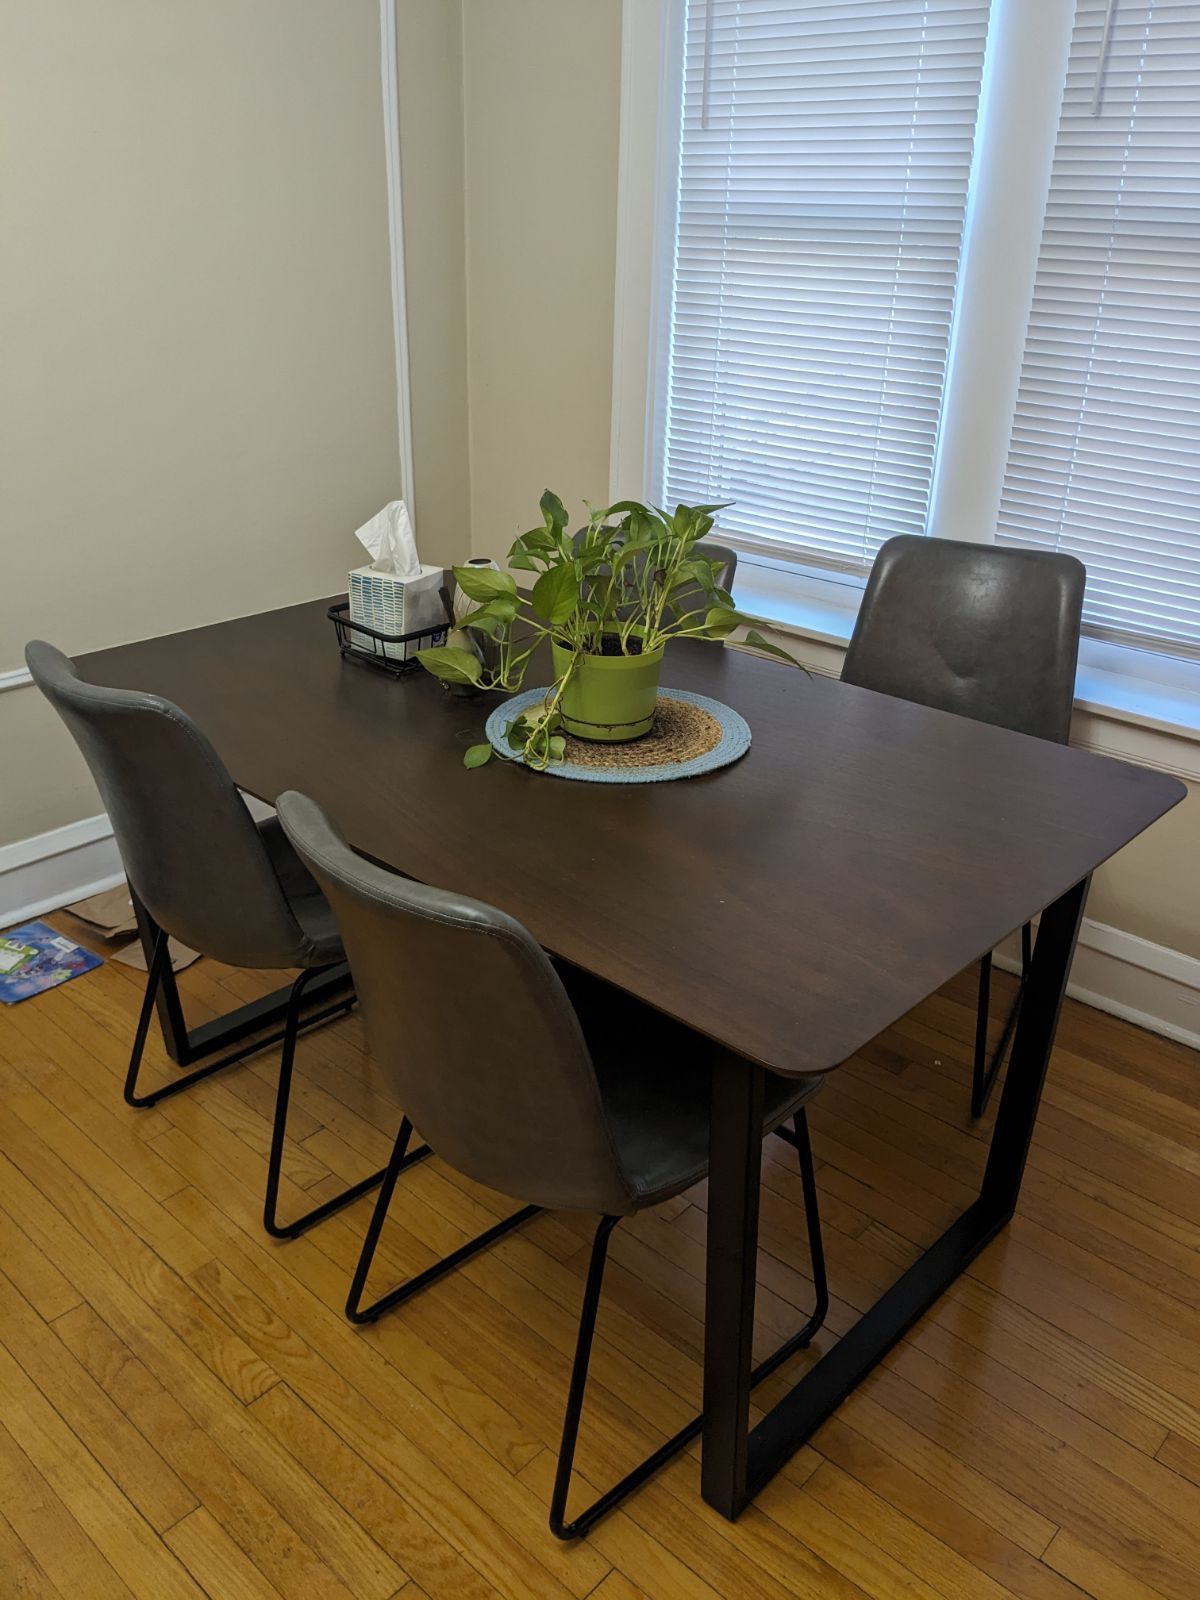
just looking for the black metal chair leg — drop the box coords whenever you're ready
[549,1108,829,1540]
[972,922,1034,1120]
[345,1118,539,1324]
[125,931,301,1109]
[549,1215,620,1538]
[124,936,356,1112]
[263,972,431,1240]
[124,929,172,1106]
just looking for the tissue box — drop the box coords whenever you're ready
[348,563,447,661]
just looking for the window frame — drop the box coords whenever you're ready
[611,0,1200,752]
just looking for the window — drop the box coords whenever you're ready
[656,0,993,575]
[997,0,1200,660]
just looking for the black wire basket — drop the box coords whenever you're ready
[327,601,450,678]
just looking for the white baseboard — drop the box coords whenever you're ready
[0,814,124,929]
[997,917,1200,1053]
[0,794,276,933]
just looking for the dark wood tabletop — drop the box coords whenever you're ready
[77,598,1185,1078]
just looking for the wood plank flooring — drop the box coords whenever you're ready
[0,909,1197,1598]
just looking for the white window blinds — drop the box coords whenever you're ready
[659,0,992,573]
[998,0,1200,659]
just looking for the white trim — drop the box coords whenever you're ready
[0,667,33,693]
[0,793,275,932]
[926,0,1073,544]
[379,0,416,521]
[610,0,680,503]
[1071,707,1200,788]
[997,919,1200,1054]
[0,815,123,930]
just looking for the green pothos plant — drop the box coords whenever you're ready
[417,490,805,769]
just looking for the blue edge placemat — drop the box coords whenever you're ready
[485,687,751,785]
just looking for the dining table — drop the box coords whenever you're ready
[77,594,1185,1521]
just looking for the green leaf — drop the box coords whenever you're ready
[738,629,809,671]
[463,594,519,629]
[516,524,556,551]
[508,547,539,571]
[463,743,493,769]
[548,735,567,761]
[415,645,483,685]
[452,565,518,604]
[531,561,580,625]
[464,612,502,639]
[539,489,569,532]
[667,558,712,592]
[701,606,741,638]
[598,498,655,520]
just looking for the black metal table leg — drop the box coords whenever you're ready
[700,876,1089,1520]
[700,1053,765,1517]
[971,921,1034,1120]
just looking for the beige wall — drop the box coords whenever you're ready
[1085,781,1200,960]
[461,0,623,563]
[396,0,471,566]
[0,0,406,844]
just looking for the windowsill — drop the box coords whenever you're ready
[732,558,1200,776]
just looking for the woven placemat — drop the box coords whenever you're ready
[485,687,751,784]
[563,695,721,769]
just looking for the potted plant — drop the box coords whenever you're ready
[417,491,802,769]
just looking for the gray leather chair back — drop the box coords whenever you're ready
[276,790,637,1215]
[25,640,320,968]
[841,535,1085,743]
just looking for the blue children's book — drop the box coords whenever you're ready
[0,921,102,1004]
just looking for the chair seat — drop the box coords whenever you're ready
[258,816,345,965]
[559,964,821,1208]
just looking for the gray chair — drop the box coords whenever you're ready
[24,640,430,1238]
[840,535,1086,1115]
[276,788,828,1541]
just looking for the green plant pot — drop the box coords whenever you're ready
[550,638,665,742]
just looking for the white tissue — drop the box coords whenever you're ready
[355,500,421,580]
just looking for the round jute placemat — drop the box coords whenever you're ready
[484,687,751,784]
[563,695,721,769]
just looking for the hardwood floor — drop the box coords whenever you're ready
[0,910,1197,1599]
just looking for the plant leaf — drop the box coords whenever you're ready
[415,645,483,685]
[516,524,556,551]
[701,606,741,638]
[453,565,518,604]
[737,629,809,671]
[463,594,519,628]
[531,561,580,625]
[539,489,569,532]
[463,743,493,768]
